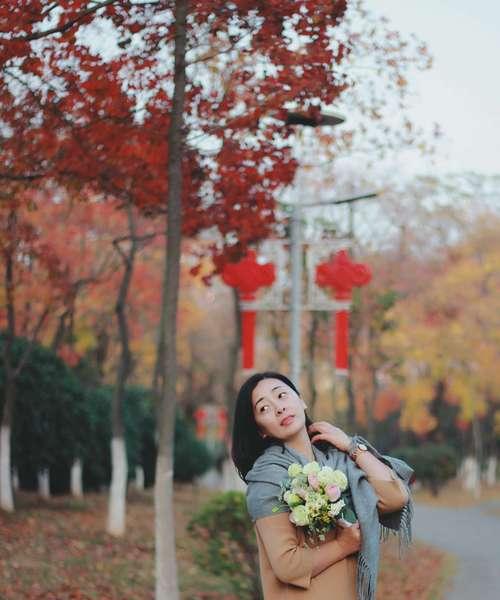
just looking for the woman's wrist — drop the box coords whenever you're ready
[343,435,355,454]
[338,435,353,453]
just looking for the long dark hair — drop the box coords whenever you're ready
[231,371,330,482]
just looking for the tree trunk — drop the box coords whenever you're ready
[51,307,72,352]
[107,200,137,537]
[155,1,187,597]
[363,366,377,441]
[71,458,83,497]
[461,455,481,498]
[471,407,483,499]
[135,465,145,491]
[0,423,14,511]
[37,468,50,499]
[345,362,355,432]
[306,311,320,418]
[0,370,15,512]
[1,211,16,512]
[152,251,168,434]
[225,287,241,439]
[485,456,497,487]
[12,467,19,491]
[107,437,128,535]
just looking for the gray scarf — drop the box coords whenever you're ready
[245,435,414,600]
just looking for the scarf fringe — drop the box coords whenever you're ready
[379,495,414,559]
[357,551,375,600]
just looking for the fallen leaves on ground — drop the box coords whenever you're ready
[1,484,454,599]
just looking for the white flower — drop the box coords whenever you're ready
[317,466,336,487]
[288,463,303,478]
[330,470,349,491]
[302,461,321,475]
[291,476,307,488]
[329,499,346,517]
[283,491,302,507]
[290,505,309,526]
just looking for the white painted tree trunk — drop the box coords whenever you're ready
[485,456,497,487]
[461,455,481,498]
[12,467,19,491]
[155,452,179,600]
[37,468,50,499]
[106,437,127,536]
[71,458,83,498]
[0,425,14,511]
[135,465,144,491]
[222,458,246,492]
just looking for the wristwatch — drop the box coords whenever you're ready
[347,436,368,461]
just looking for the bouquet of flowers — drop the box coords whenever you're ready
[273,460,357,543]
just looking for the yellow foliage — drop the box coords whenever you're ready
[494,411,500,437]
[74,327,96,354]
[398,379,437,434]
[381,215,500,432]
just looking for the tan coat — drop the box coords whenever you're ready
[253,469,409,600]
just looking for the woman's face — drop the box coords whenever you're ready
[251,377,307,441]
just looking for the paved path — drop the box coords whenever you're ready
[413,499,500,600]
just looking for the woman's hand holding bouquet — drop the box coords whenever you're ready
[273,460,358,545]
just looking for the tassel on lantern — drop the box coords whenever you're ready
[335,309,349,374]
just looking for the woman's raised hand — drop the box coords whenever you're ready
[308,421,352,452]
[336,522,361,556]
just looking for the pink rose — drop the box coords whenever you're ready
[326,484,341,502]
[307,473,320,491]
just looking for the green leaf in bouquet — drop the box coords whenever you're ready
[342,507,357,524]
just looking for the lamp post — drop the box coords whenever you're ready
[288,182,377,384]
[287,111,346,385]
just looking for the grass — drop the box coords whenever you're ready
[0,483,458,600]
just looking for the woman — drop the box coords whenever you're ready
[231,371,414,600]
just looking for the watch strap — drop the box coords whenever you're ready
[347,435,366,461]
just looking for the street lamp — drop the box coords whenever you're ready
[285,111,378,385]
[285,111,345,127]
[286,110,345,385]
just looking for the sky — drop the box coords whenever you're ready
[364,0,500,176]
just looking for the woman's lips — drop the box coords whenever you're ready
[280,415,294,426]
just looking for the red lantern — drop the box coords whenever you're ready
[217,407,228,441]
[193,407,207,439]
[222,250,275,369]
[315,249,371,373]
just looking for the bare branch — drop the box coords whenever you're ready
[1,0,119,43]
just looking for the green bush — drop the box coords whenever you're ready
[392,443,458,496]
[0,334,86,493]
[174,409,214,482]
[1,333,215,491]
[187,491,262,600]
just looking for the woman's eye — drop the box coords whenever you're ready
[278,392,286,399]
[260,405,269,412]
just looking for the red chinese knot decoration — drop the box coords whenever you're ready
[222,250,275,369]
[315,249,372,373]
[194,405,228,441]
